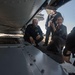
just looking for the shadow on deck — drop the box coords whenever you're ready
[36,38,64,64]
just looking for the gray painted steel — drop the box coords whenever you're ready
[0,0,46,33]
[0,42,67,75]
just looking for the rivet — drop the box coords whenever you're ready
[41,69,45,74]
[33,59,36,62]
[30,63,33,66]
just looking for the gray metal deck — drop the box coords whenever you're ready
[0,42,67,75]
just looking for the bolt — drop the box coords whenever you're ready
[41,69,45,74]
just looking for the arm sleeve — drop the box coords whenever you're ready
[59,26,67,40]
[38,26,43,36]
[45,15,49,28]
[61,26,67,40]
[25,25,31,37]
[54,26,67,40]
